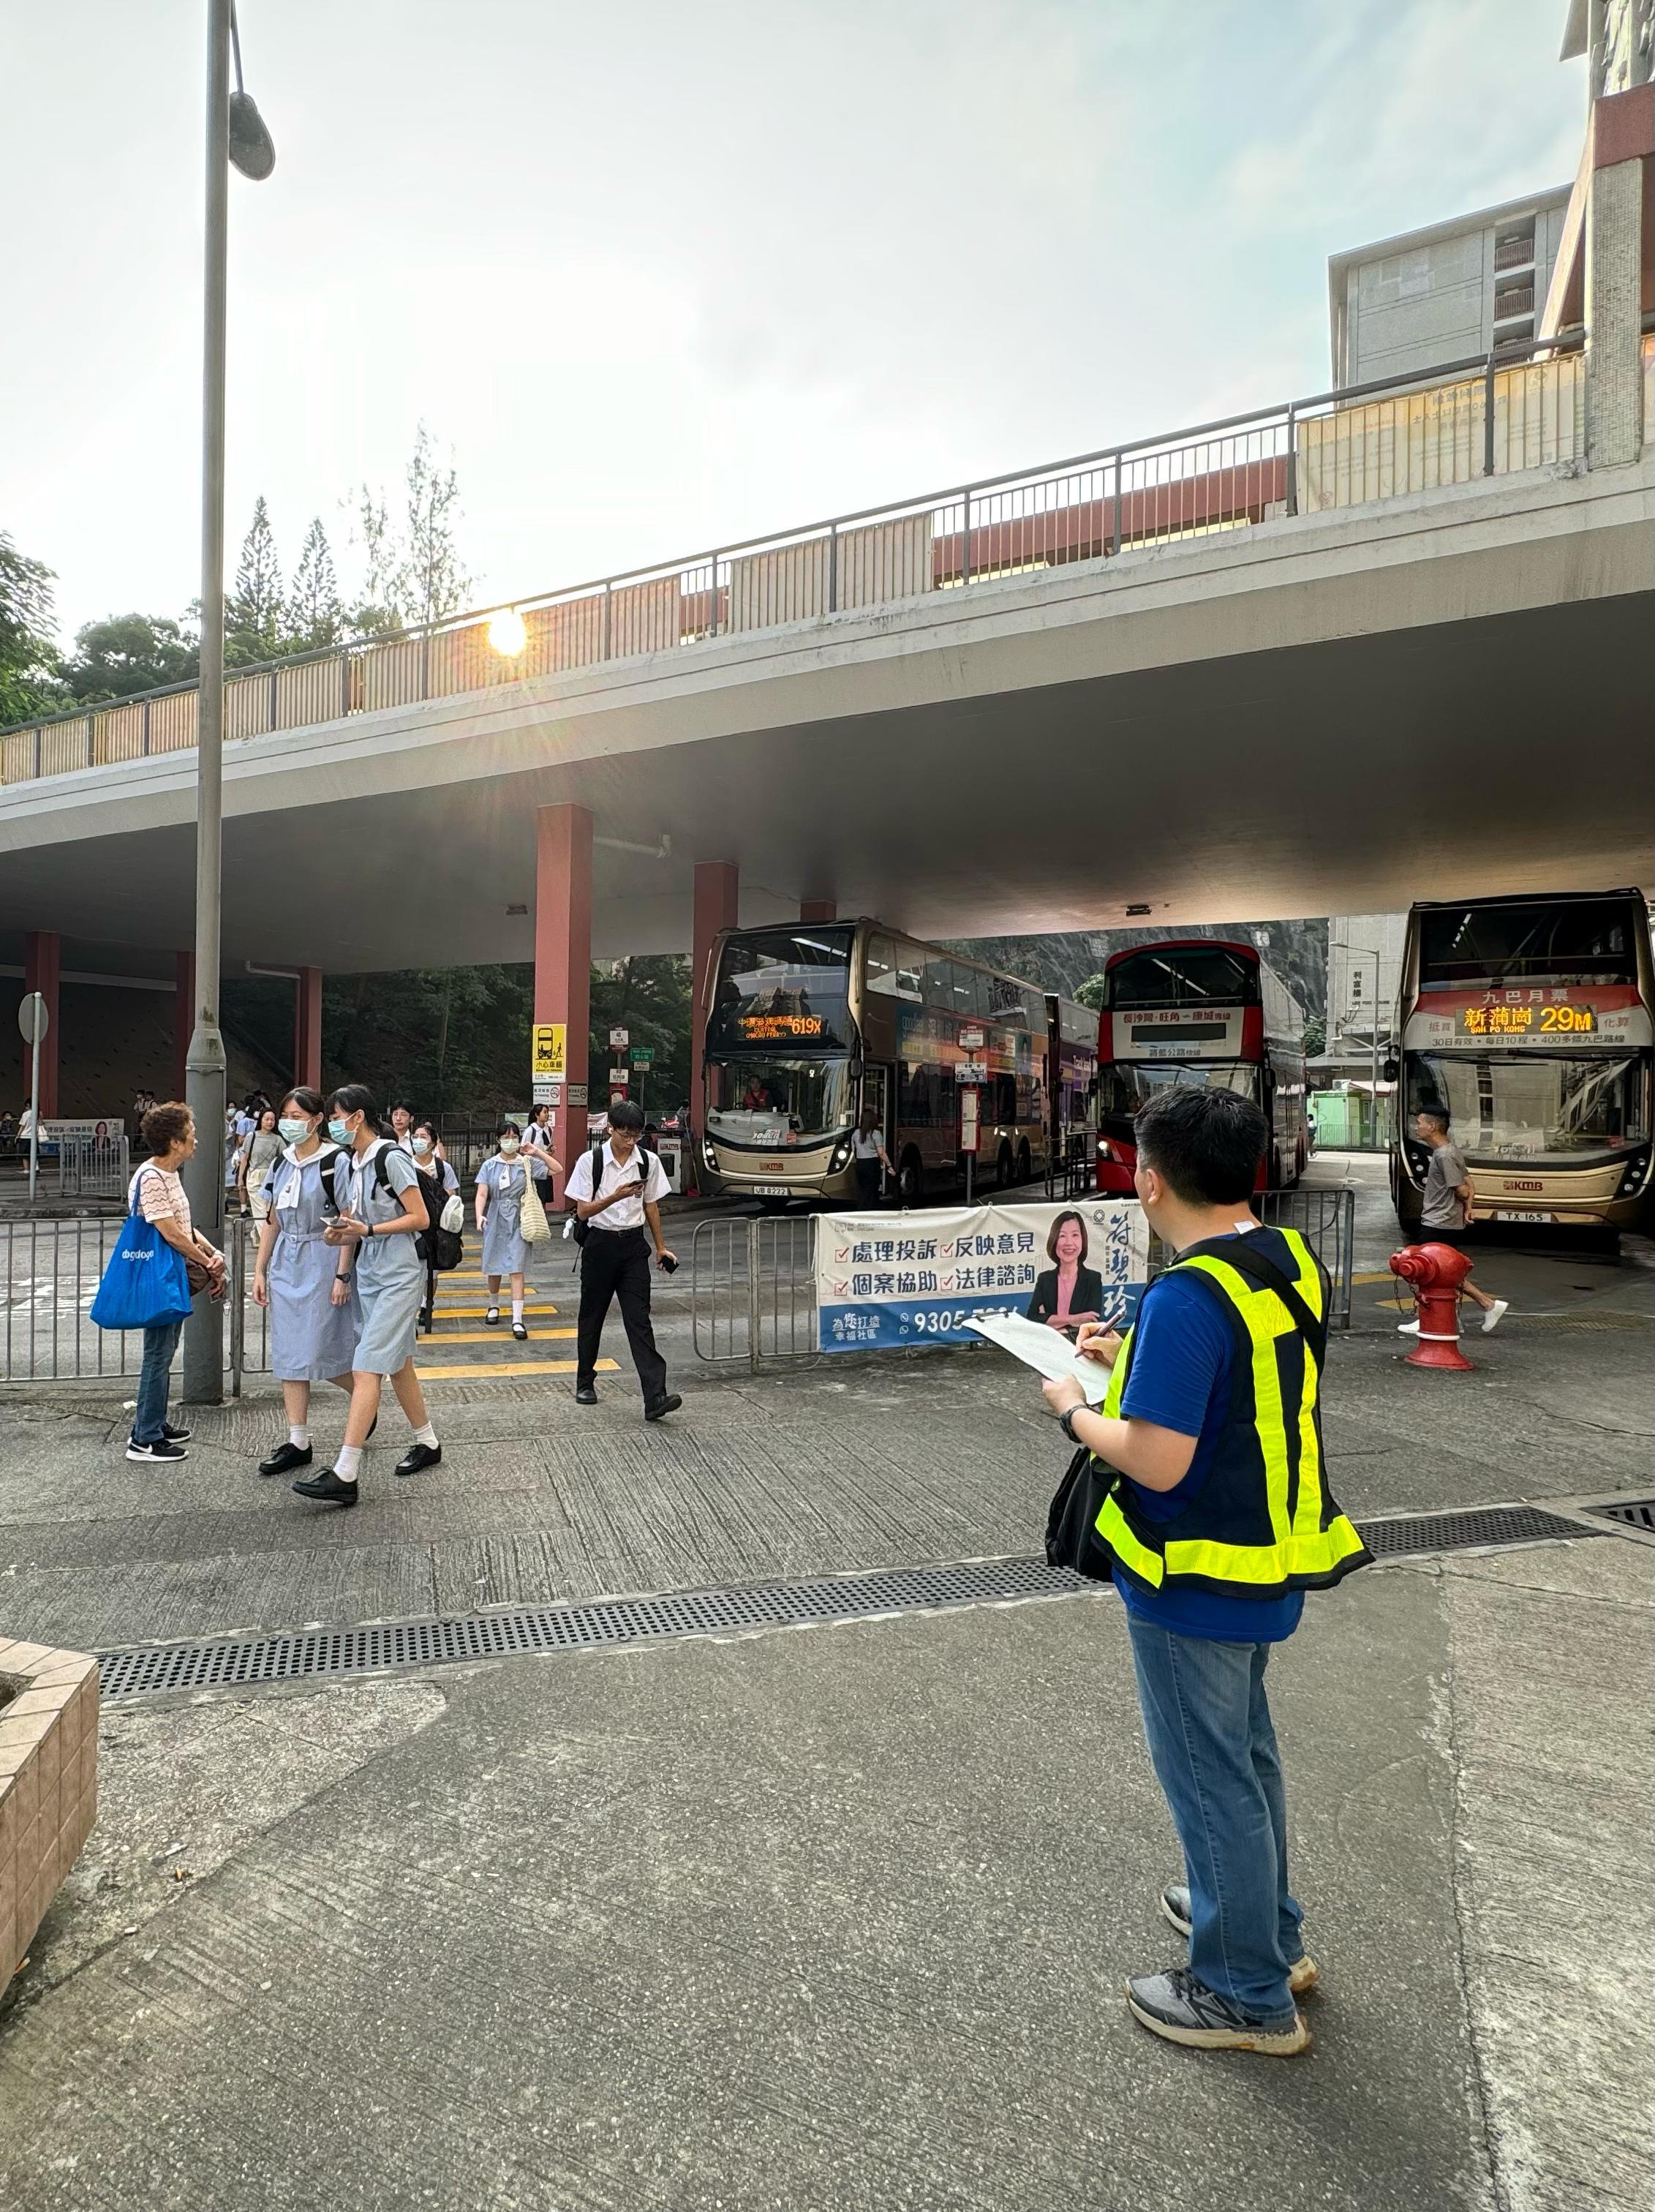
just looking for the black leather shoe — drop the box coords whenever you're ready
[511,1320,528,1340]
[260,1440,312,1478]
[293,1469,358,1508]
[394,1441,441,1478]
[573,1385,597,1406]
[644,1392,682,1422]
[1124,1968,1308,2055]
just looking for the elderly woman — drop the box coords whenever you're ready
[125,1101,226,1462]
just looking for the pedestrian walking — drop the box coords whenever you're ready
[1039,1086,1368,2055]
[850,1105,893,1208]
[409,1116,460,1331]
[292,1084,442,1508]
[388,1101,415,1154]
[124,1102,227,1463]
[250,1088,360,1478]
[1400,1107,1508,1336]
[565,1099,680,1418]
[237,1105,282,1221]
[523,1104,555,1154]
[475,1121,557,1339]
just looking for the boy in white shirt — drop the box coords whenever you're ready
[564,1100,680,1419]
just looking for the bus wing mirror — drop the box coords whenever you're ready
[1383,1057,1400,1083]
[849,1056,864,1080]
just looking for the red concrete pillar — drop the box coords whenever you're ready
[173,952,195,1100]
[799,898,836,922]
[690,861,739,1154]
[23,930,61,1118]
[293,966,323,1093]
[535,803,593,1201]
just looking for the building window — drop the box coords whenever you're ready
[1493,219,1537,274]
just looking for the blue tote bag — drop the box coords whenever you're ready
[90,1184,192,1331]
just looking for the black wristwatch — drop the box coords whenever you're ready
[1058,1404,1086,1445]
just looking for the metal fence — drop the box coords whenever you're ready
[0,1214,271,1386]
[4,329,1626,792]
[690,1215,820,1369]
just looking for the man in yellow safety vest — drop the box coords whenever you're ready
[1041,1085,1369,2056]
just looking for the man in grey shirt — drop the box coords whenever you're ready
[1405,1107,1508,1333]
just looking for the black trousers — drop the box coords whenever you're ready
[577,1227,668,1400]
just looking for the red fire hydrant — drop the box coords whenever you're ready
[1390,1242,1476,1371]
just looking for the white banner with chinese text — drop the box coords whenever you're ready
[815,1199,1149,1354]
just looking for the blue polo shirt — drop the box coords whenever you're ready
[1114,1227,1305,1644]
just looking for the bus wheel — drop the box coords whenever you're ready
[1017,1141,1032,1184]
[897,1151,924,1208]
[995,1143,1014,1190]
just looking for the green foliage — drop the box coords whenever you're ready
[1302,1015,1326,1056]
[587,956,693,1115]
[225,495,286,665]
[0,530,67,723]
[345,424,471,636]
[1074,972,1108,1009]
[287,519,344,651]
[61,612,200,701]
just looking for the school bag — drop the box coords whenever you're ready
[89,1169,193,1331]
[325,1143,464,1273]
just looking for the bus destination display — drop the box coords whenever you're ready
[737,1012,827,1042]
[1460,1004,1595,1038]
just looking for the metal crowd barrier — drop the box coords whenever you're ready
[690,1214,819,1370]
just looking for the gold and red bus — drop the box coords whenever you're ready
[1392,889,1655,1235]
[1093,938,1309,1196]
[698,919,1093,1207]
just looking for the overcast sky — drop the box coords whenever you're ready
[2,0,1584,644]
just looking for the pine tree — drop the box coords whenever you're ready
[225,495,285,664]
[287,518,344,650]
[402,422,472,630]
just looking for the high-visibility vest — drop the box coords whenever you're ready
[1091,1227,1371,1599]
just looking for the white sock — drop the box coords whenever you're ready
[335,1444,363,1481]
[289,1424,310,1449]
[511,1297,524,1323]
[413,1422,437,1448]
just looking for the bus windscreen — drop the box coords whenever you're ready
[706,927,855,1053]
[1107,947,1256,1007]
[1419,901,1639,990]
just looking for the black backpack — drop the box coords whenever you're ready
[325,1143,463,1272]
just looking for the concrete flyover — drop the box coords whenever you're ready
[1,459,1650,976]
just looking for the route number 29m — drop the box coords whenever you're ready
[1540,1006,1595,1032]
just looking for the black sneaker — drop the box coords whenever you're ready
[644,1392,682,1423]
[573,1385,597,1406]
[1160,1885,1319,1997]
[127,1437,187,1463]
[259,1440,313,1478]
[162,1421,192,1443]
[293,1469,358,1508]
[394,1441,441,1478]
[1125,1967,1309,2055]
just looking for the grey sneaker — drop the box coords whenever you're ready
[1125,1966,1310,2055]
[1160,1885,1319,1996]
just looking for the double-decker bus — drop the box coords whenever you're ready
[698,919,1093,1207]
[1392,889,1655,1235]
[1093,938,1309,1196]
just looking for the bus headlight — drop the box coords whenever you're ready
[829,1139,853,1172]
[1098,1139,1115,1162]
[701,1137,718,1173]
[1616,1151,1650,1197]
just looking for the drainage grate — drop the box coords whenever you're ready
[1358,1502,1598,1560]
[89,1502,1613,1701]
[1583,1497,1655,1532]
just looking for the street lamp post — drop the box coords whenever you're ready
[1331,942,1384,1148]
[181,1,274,1402]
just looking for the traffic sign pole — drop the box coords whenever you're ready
[18,993,48,1206]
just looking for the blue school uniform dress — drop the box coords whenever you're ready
[260,1144,359,1382]
[477,1152,551,1276]
[340,1140,426,1376]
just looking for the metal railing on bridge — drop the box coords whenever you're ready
[4,329,1632,791]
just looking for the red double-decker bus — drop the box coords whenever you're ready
[1093,938,1310,1195]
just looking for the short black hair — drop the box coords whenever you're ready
[1416,1104,1449,1132]
[1134,1086,1267,1206]
[1046,1209,1089,1263]
[325,1083,381,1129]
[282,1087,325,1116]
[608,1099,645,1132]
[497,1120,521,1139]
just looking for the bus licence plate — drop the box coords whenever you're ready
[1493,1209,1552,1222]
[752,1184,792,1197]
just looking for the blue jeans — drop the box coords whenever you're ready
[133,1318,184,1445]
[1126,1613,1303,2024]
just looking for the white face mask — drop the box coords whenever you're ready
[412,1136,433,1156]
[499,1137,520,1156]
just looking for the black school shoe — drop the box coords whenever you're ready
[293,1469,358,1508]
[644,1392,682,1422]
[573,1384,597,1405]
[1124,1968,1309,2055]
[394,1441,441,1478]
[511,1320,528,1341]
[260,1440,313,1478]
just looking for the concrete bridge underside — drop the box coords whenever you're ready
[0,463,1649,979]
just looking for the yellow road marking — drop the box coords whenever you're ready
[421,1358,615,1380]
[1352,1269,1402,1284]
[431,1303,559,1320]
[422,1327,577,1343]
